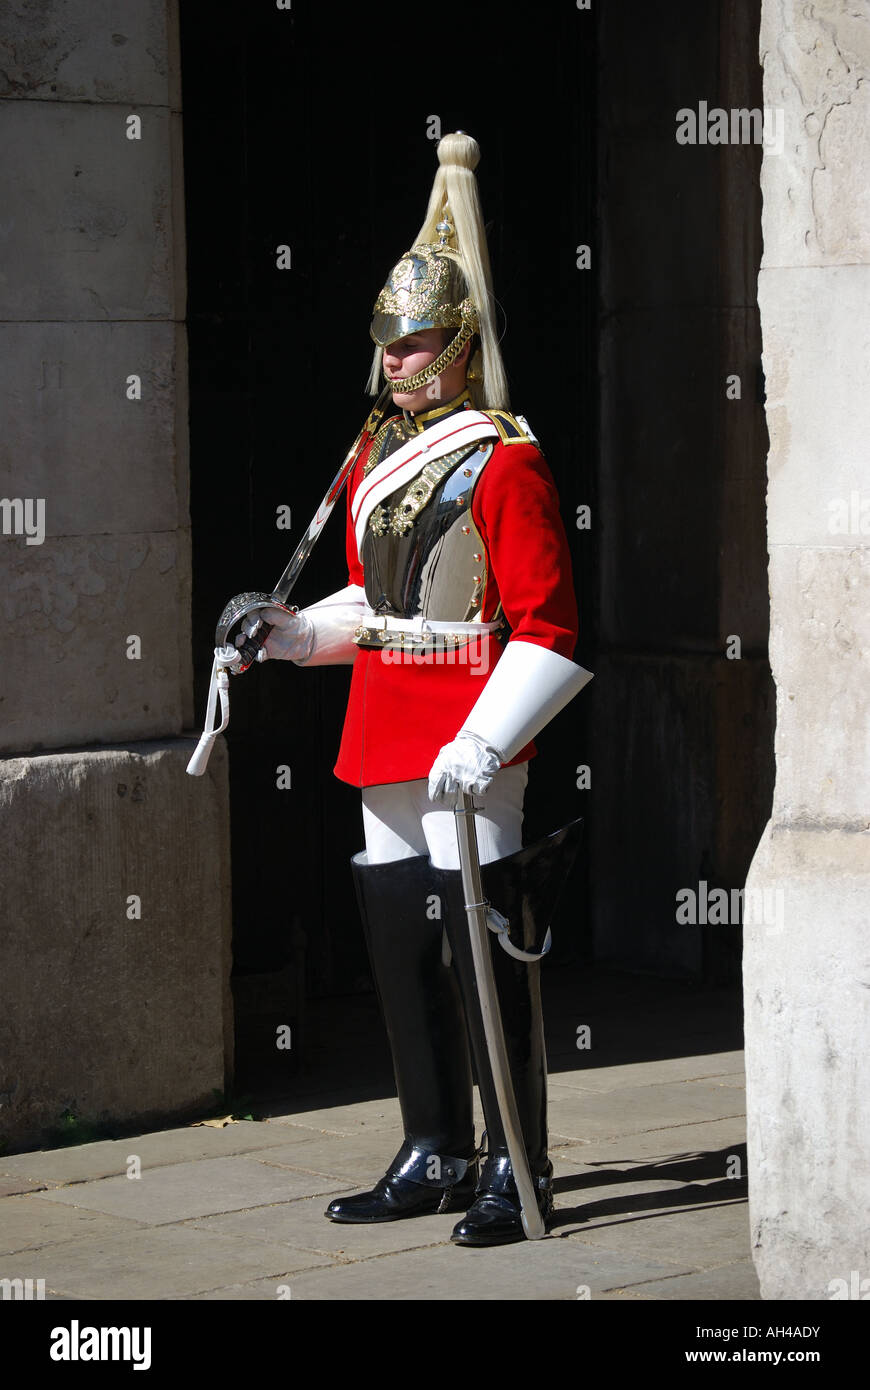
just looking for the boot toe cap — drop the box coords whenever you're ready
[323,1175,450,1224]
[451,1193,528,1246]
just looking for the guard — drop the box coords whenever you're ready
[234,132,592,1245]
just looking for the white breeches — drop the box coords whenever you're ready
[361,763,528,869]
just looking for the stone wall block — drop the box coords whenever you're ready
[2,531,191,753]
[1,321,189,536]
[0,0,179,107]
[744,823,870,1299]
[760,0,870,267]
[760,265,870,549]
[0,100,181,321]
[0,738,232,1154]
[767,545,870,825]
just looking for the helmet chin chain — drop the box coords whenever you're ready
[386,313,476,396]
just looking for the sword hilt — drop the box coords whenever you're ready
[214,592,300,674]
[232,619,273,673]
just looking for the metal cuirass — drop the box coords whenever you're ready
[360,441,494,622]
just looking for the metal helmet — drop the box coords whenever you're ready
[369,224,480,393]
[371,233,477,346]
[366,133,509,410]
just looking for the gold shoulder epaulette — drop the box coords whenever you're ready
[363,415,406,475]
[485,410,539,447]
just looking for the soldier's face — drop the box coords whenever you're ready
[383,328,465,412]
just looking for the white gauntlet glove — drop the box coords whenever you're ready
[427,641,595,802]
[428,731,504,801]
[237,607,316,663]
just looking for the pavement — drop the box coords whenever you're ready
[0,968,758,1301]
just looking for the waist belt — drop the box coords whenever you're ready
[353,614,503,653]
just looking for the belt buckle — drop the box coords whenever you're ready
[368,615,390,644]
[413,618,434,648]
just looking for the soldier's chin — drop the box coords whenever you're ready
[390,378,435,410]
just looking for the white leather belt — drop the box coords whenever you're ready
[353,613,503,649]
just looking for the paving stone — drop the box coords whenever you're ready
[284,1235,692,1301]
[623,1258,761,1300]
[252,1129,410,1183]
[547,1080,745,1141]
[0,1195,140,1256]
[265,1098,404,1135]
[33,1155,354,1225]
[0,1176,47,1197]
[0,1049,756,1300]
[562,1196,752,1267]
[548,1053,746,1094]
[266,1094,490,1137]
[190,1192,458,1261]
[549,1132,592,1149]
[185,1278,302,1301]
[549,1133,749,1228]
[550,1116,747,1171]
[594,1287,659,1300]
[551,1176,706,1229]
[20,1226,335,1300]
[547,1160,739,1229]
[0,1121,309,1186]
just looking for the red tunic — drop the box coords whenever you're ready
[333,420,579,788]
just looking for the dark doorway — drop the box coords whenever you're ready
[178,0,770,1101]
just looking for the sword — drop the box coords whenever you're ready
[453,791,546,1240]
[216,381,393,672]
[186,383,392,776]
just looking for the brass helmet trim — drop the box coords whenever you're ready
[370,242,478,348]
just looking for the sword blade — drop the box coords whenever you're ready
[229,384,393,669]
[454,792,546,1240]
[272,383,393,605]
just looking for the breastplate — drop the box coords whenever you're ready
[361,441,493,621]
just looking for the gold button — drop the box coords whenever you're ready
[456,496,465,506]
[461,525,470,535]
[473,553,482,562]
[463,468,472,477]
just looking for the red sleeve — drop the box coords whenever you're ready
[471,440,579,659]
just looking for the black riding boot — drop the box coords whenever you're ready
[437,820,583,1246]
[324,852,478,1223]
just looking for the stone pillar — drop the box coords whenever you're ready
[745,0,870,1299]
[0,2,232,1151]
